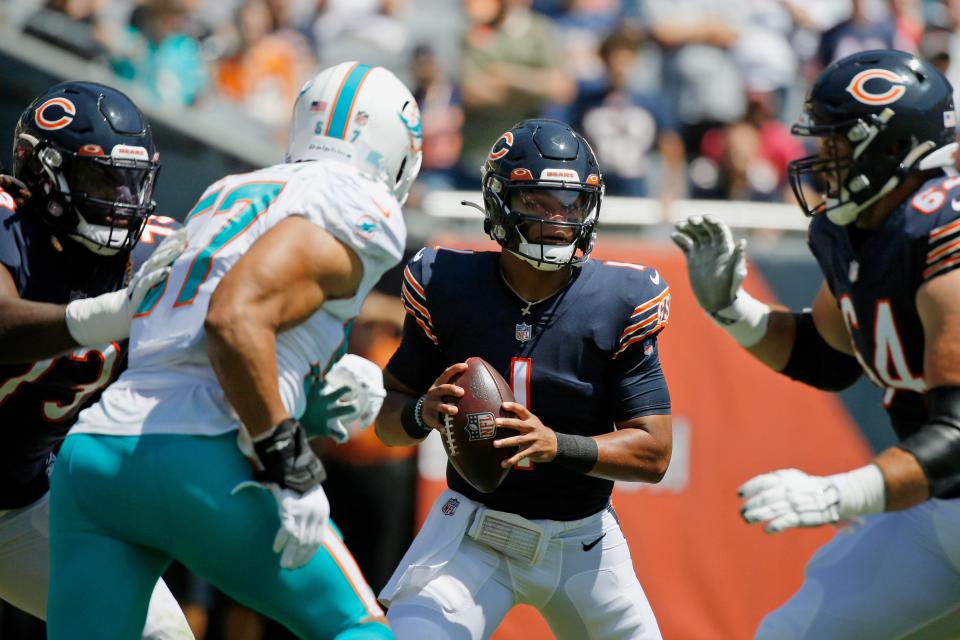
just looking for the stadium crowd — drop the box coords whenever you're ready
[3,0,960,638]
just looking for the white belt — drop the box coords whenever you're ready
[467,507,550,565]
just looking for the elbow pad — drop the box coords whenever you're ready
[780,312,862,391]
[898,386,960,498]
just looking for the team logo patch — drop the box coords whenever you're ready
[511,167,534,181]
[34,97,76,130]
[464,412,497,441]
[354,214,379,239]
[488,131,513,160]
[442,497,461,516]
[111,145,149,161]
[355,110,369,126]
[78,144,104,157]
[845,69,907,106]
[515,322,532,343]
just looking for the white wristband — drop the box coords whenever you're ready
[829,464,886,519]
[709,290,770,348]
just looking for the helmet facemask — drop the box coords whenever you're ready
[16,136,158,255]
[483,175,600,271]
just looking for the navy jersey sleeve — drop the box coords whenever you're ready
[916,178,960,284]
[609,265,672,421]
[386,247,447,392]
[0,206,25,291]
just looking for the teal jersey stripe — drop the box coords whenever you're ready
[326,64,373,140]
[183,188,221,224]
[174,181,285,306]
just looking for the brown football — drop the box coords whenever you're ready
[439,357,518,493]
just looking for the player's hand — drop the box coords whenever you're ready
[0,174,31,209]
[232,481,330,570]
[671,215,746,314]
[493,402,558,468]
[422,362,468,430]
[64,228,188,345]
[739,468,841,533]
[302,354,386,443]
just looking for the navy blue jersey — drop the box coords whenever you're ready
[388,248,672,520]
[0,199,178,509]
[809,174,960,441]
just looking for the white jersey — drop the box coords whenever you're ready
[72,160,406,437]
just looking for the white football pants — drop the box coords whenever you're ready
[381,490,661,640]
[0,492,193,639]
[757,497,960,639]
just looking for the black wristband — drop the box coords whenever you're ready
[898,385,960,497]
[554,432,599,474]
[400,395,431,440]
[253,418,325,492]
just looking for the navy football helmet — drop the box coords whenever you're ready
[13,81,160,254]
[788,50,957,226]
[477,119,603,271]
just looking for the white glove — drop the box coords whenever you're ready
[64,228,188,345]
[232,481,330,570]
[739,465,886,534]
[309,354,386,443]
[671,215,769,346]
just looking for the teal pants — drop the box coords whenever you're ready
[47,432,392,640]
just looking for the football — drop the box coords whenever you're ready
[439,357,518,493]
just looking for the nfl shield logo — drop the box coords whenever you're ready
[515,322,532,343]
[465,412,497,441]
[442,497,460,516]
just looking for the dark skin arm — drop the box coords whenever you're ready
[0,263,80,364]
[376,362,673,483]
[206,216,363,438]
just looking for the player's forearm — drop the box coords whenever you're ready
[375,390,425,446]
[205,310,288,438]
[0,297,79,363]
[875,447,930,511]
[744,307,796,371]
[590,422,672,483]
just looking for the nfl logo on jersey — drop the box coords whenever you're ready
[515,322,532,343]
[465,412,497,441]
[442,497,460,516]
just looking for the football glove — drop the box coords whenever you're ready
[64,227,188,345]
[302,354,386,443]
[671,215,745,314]
[739,465,886,533]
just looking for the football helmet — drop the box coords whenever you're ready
[788,49,957,226]
[13,81,160,255]
[286,62,423,206]
[478,119,603,271]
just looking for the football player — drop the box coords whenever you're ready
[673,50,960,638]
[45,62,421,639]
[0,81,192,638]
[376,119,673,639]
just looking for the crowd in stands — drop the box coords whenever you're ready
[10,0,960,208]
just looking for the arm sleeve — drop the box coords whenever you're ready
[385,250,447,393]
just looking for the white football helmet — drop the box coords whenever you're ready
[287,62,423,205]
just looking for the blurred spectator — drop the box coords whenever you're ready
[644,0,748,158]
[816,0,911,69]
[215,0,315,132]
[573,27,684,201]
[409,44,464,195]
[552,0,624,90]
[22,0,107,60]
[458,0,576,185]
[316,291,418,594]
[692,90,804,202]
[311,0,411,69]
[109,0,208,107]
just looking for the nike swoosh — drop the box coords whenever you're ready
[581,534,605,552]
[649,271,660,285]
[370,197,391,218]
